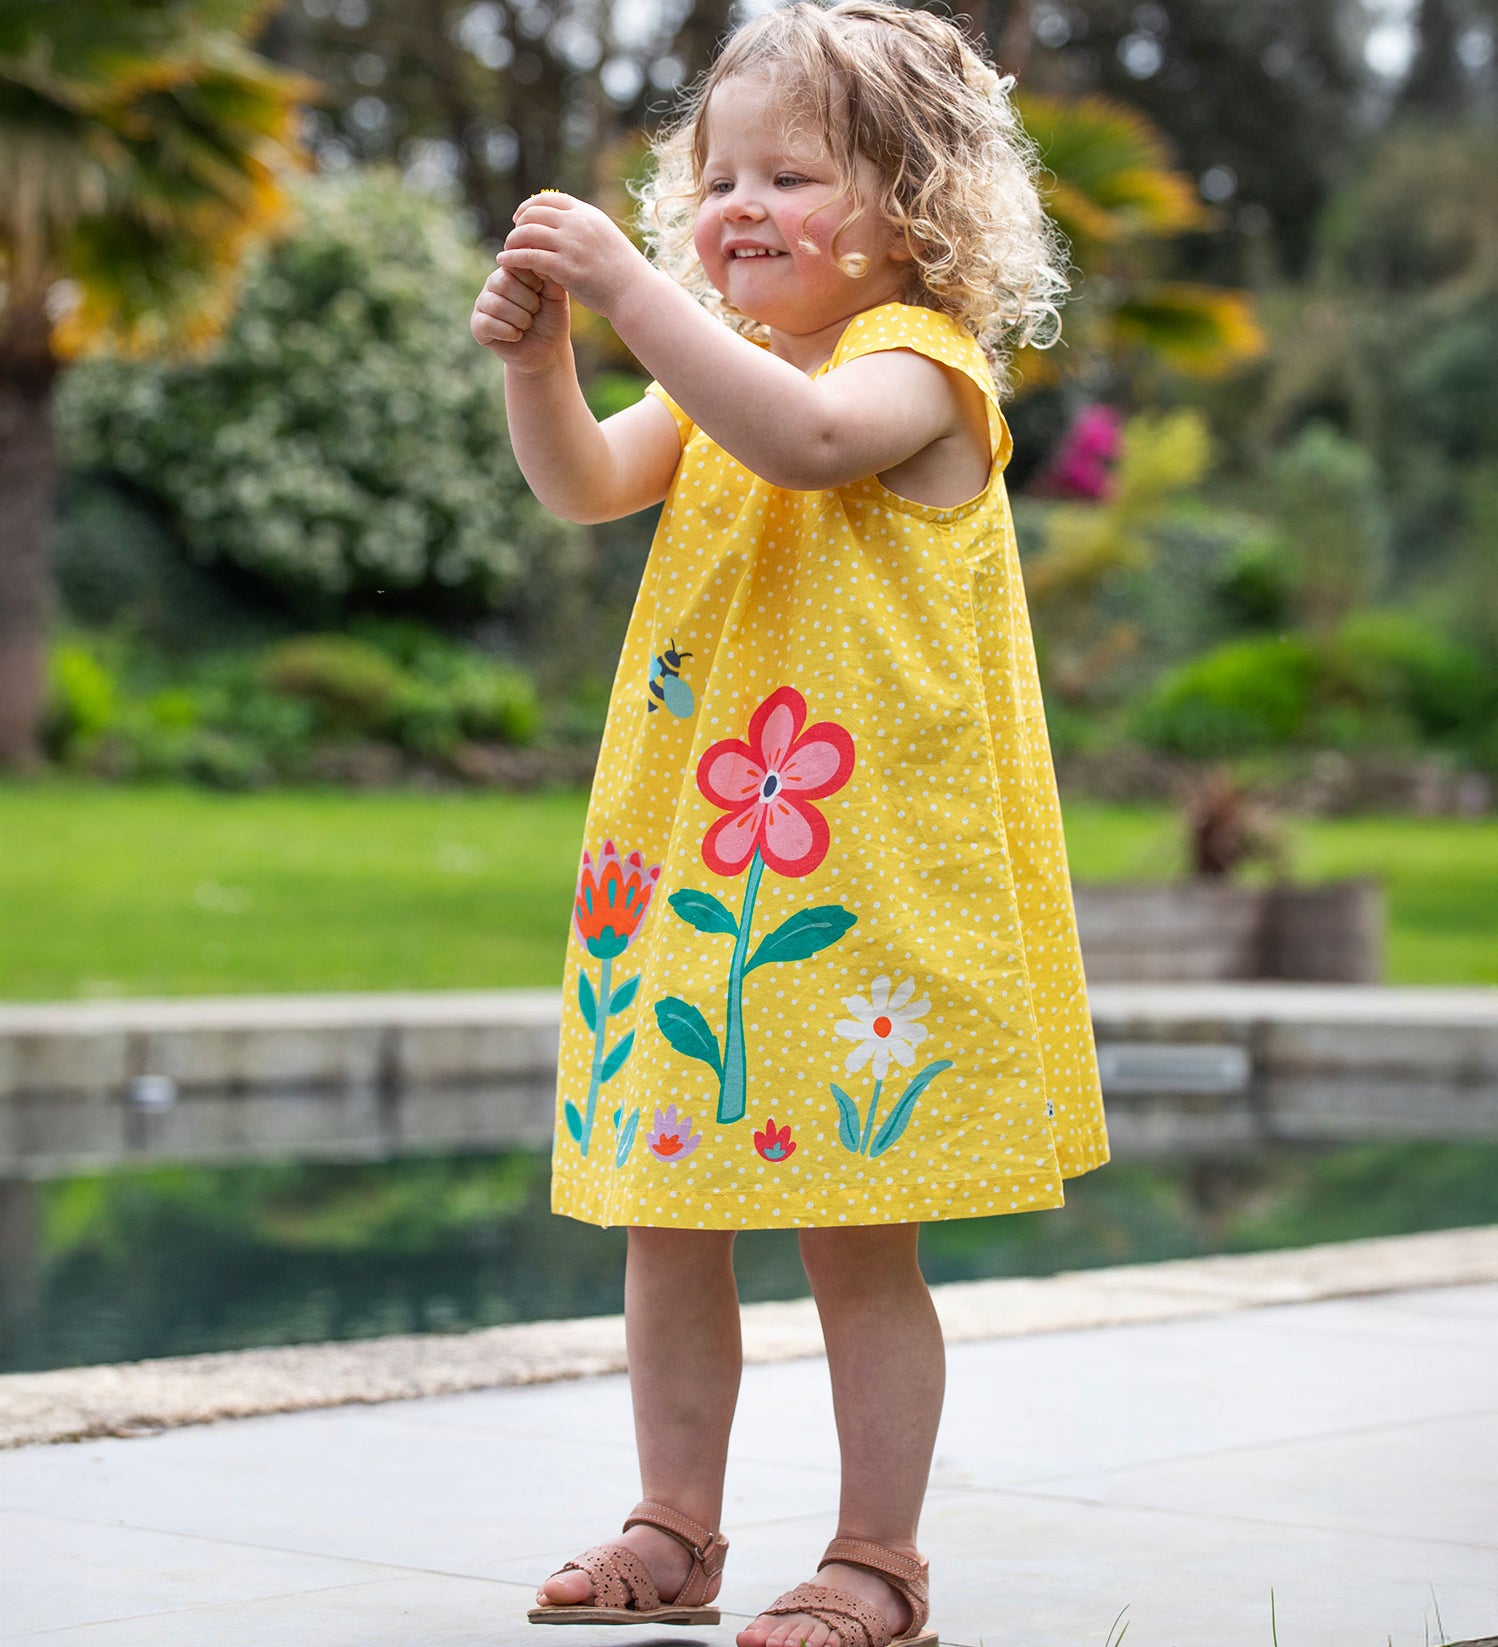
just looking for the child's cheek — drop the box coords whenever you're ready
[693,211,727,292]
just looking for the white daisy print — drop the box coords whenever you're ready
[835,975,930,1079]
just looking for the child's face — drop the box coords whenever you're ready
[692,70,911,346]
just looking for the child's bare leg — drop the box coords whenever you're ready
[737,1224,943,1647]
[537,1226,741,1608]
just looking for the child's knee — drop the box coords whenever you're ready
[798,1222,921,1295]
[627,1224,737,1271]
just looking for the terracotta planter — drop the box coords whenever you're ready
[1072,877,1384,984]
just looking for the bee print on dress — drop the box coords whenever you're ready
[647,636,696,717]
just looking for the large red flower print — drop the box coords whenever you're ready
[696,687,855,878]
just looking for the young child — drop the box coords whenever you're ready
[470,4,1108,1644]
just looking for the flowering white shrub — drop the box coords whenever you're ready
[57,170,568,608]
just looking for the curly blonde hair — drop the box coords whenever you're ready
[636,0,1068,396]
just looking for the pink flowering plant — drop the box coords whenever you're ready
[654,686,857,1126]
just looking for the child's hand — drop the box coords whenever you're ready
[498,193,648,322]
[470,261,570,373]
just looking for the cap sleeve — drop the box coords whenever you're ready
[830,303,1012,472]
[644,381,696,448]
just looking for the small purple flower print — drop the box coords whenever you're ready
[646,1105,702,1163]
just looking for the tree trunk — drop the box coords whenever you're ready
[1402,0,1467,117]
[994,0,1032,76]
[0,290,59,770]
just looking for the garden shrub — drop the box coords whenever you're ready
[1212,534,1296,633]
[1132,635,1317,757]
[1267,424,1389,634]
[55,170,574,615]
[43,617,544,788]
[1334,611,1495,742]
[104,722,272,792]
[260,635,408,733]
[42,641,120,759]
[51,476,285,655]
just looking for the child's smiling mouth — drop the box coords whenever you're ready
[729,247,785,258]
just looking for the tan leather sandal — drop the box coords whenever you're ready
[527,1499,729,1626]
[754,1537,939,1647]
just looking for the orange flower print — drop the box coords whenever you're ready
[573,839,661,959]
[567,840,661,1159]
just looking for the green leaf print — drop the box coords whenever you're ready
[745,906,857,973]
[577,970,597,1031]
[616,1107,640,1167]
[609,975,640,1014]
[600,1030,635,1082]
[831,1084,862,1153]
[654,996,724,1077]
[669,888,740,936]
[869,1060,954,1159]
[564,1101,584,1143]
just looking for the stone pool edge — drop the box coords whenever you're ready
[3,1224,1495,1450]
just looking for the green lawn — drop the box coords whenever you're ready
[1,779,1494,999]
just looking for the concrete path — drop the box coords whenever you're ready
[3,1261,1496,1646]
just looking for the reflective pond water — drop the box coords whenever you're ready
[3,1140,1497,1374]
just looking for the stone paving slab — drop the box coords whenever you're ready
[1,1239,1496,1646]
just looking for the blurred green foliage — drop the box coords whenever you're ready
[41,625,541,789]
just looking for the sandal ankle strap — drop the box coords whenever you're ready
[820,1537,929,1629]
[623,1500,729,1573]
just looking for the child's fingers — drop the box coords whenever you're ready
[500,261,545,298]
[482,268,542,317]
[473,293,535,340]
[496,246,565,287]
[513,192,575,224]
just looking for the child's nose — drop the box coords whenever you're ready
[723,191,767,221]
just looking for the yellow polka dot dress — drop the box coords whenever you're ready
[552,302,1108,1229]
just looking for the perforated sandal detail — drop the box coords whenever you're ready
[527,1500,728,1626]
[753,1537,939,1647]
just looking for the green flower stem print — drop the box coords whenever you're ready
[568,841,660,1156]
[654,687,857,1127]
[858,1078,885,1155]
[831,976,954,1158]
[719,848,764,1125]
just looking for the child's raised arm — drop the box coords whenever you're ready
[499,196,967,493]
[470,262,682,524]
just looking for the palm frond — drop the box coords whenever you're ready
[1019,93,1215,244]
[1112,284,1266,377]
[1,4,314,356]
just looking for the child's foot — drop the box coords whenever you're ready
[534,1522,721,1612]
[736,1558,914,1647]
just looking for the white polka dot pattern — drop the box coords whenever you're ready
[551,303,1108,1230]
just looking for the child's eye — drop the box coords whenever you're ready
[775,173,807,188]
[707,179,733,194]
